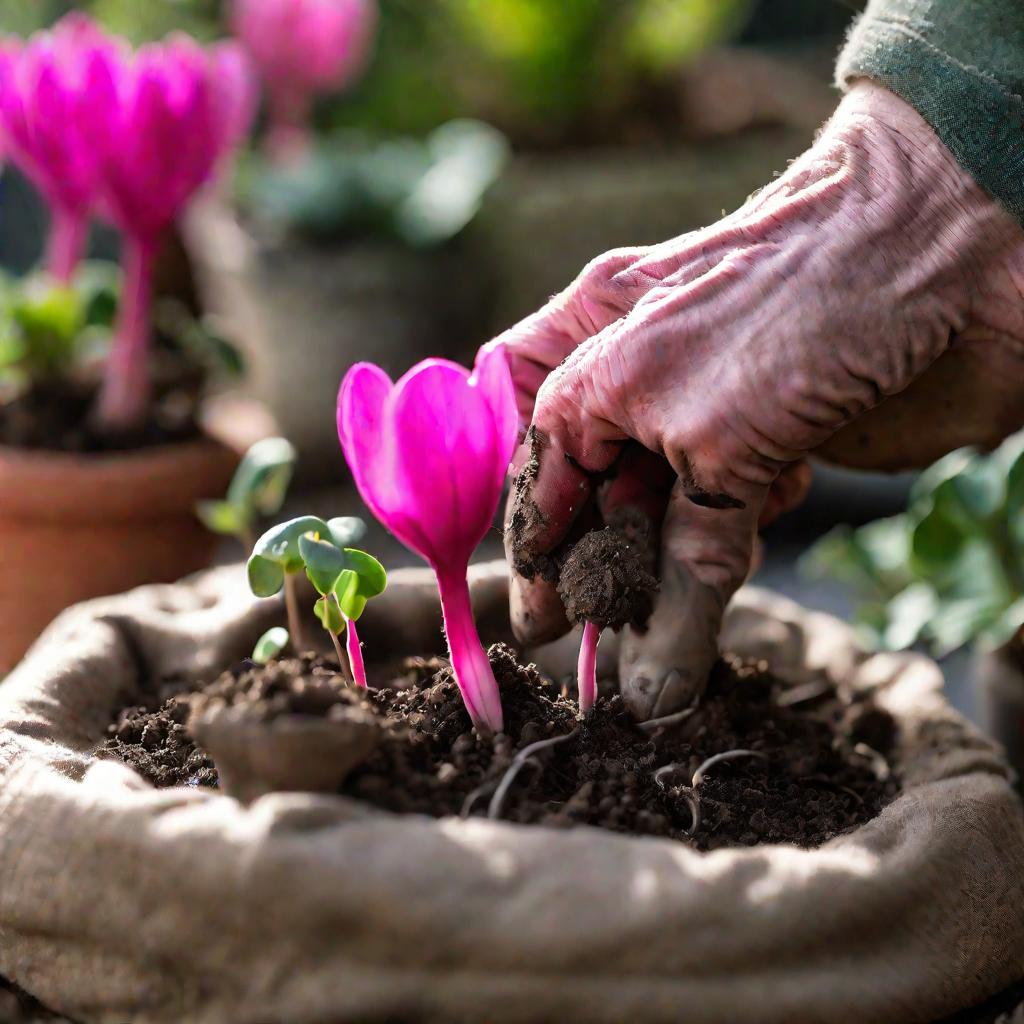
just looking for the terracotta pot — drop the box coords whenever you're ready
[0,437,238,673]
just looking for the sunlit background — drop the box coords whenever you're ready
[3,0,1001,731]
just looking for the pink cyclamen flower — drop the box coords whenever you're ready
[232,0,377,161]
[0,16,119,281]
[95,34,255,431]
[338,346,518,734]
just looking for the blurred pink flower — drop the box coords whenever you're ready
[96,33,256,431]
[231,0,377,161]
[338,346,517,733]
[0,15,119,280]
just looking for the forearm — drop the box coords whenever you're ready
[836,0,1024,225]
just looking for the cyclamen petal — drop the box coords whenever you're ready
[337,348,517,735]
[0,15,117,216]
[101,36,254,242]
[233,0,377,95]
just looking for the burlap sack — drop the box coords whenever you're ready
[1,562,1022,1024]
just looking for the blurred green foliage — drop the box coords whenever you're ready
[0,0,753,141]
[0,262,242,391]
[237,119,509,245]
[803,433,1024,657]
[0,263,117,384]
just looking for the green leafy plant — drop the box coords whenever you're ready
[0,261,242,412]
[803,431,1024,657]
[237,119,508,246]
[298,530,386,686]
[252,626,290,666]
[0,264,117,386]
[197,437,297,547]
[247,515,386,683]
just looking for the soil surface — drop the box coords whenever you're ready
[0,354,202,454]
[103,644,900,851]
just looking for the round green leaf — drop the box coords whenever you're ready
[251,516,331,574]
[247,553,286,598]
[196,499,246,537]
[227,437,297,520]
[334,549,387,621]
[300,532,347,595]
[252,627,290,665]
[327,517,366,549]
[314,594,346,635]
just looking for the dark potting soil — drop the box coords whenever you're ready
[0,361,201,454]
[102,644,899,852]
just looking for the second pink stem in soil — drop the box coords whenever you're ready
[577,621,602,716]
[347,619,367,688]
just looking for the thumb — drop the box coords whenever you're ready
[618,478,763,719]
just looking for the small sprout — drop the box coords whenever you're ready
[252,627,290,665]
[248,515,335,651]
[197,437,297,547]
[297,530,386,687]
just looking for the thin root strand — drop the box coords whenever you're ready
[487,729,579,821]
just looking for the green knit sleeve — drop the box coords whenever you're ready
[836,0,1024,224]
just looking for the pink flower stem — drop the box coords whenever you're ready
[95,233,158,433]
[346,619,367,688]
[436,567,504,736]
[577,621,602,716]
[46,205,88,283]
[265,85,313,166]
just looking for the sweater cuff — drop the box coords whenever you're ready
[836,13,1024,225]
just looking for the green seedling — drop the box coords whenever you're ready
[197,437,297,547]
[252,626,290,665]
[298,530,386,686]
[247,515,367,656]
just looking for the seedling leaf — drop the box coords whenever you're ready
[227,437,297,519]
[328,516,366,548]
[196,499,246,537]
[253,627,290,664]
[247,553,285,598]
[314,594,346,634]
[251,516,331,575]
[300,532,348,595]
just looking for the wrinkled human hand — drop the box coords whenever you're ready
[493,80,1024,720]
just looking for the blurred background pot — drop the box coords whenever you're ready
[0,436,237,673]
[185,198,488,485]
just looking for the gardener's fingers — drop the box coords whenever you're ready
[759,460,812,529]
[619,478,764,720]
[488,247,653,422]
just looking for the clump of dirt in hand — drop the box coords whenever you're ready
[557,522,658,630]
[101,645,899,851]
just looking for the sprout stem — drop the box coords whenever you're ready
[95,234,157,432]
[330,628,354,684]
[283,571,305,652]
[577,621,602,716]
[46,205,88,284]
[436,568,503,736]
[346,619,367,688]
